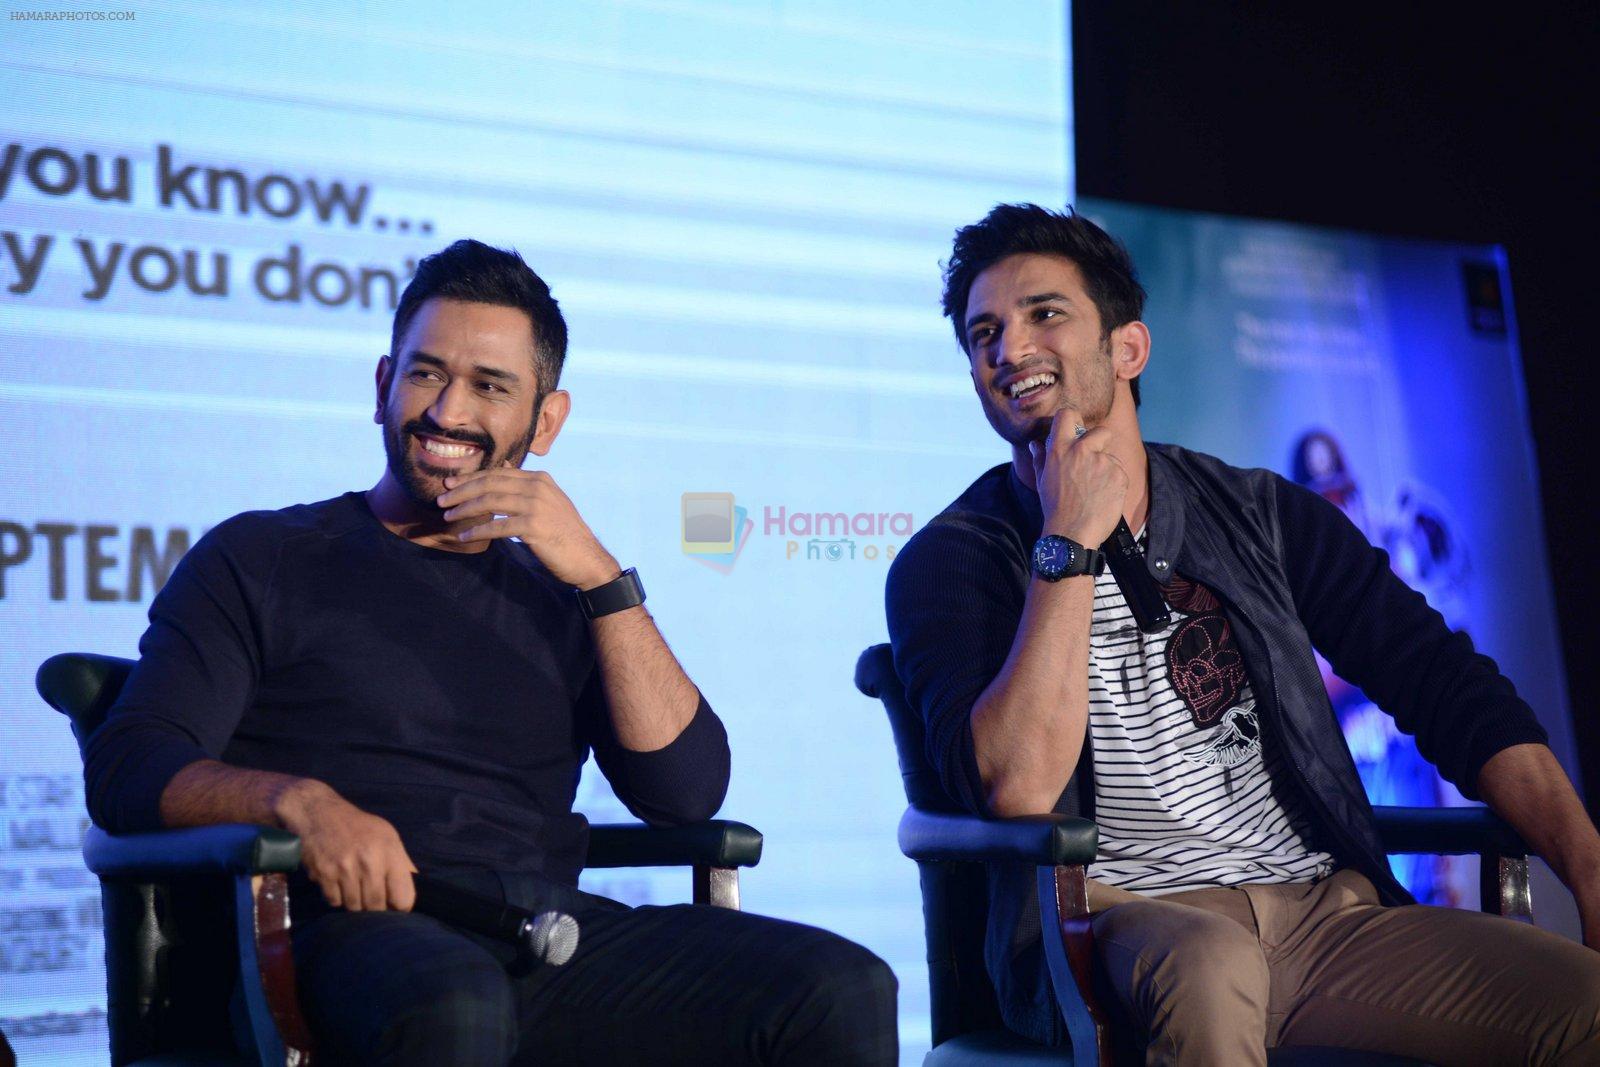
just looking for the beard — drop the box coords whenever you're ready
[380,404,540,509]
[978,337,1118,448]
[979,395,1056,448]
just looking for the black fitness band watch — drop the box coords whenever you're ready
[575,567,646,619]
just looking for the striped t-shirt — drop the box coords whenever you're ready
[1086,556,1334,895]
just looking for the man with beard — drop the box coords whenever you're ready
[885,204,1600,1064]
[83,240,897,1065]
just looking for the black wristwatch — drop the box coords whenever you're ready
[1031,535,1106,581]
[575,567,646,619]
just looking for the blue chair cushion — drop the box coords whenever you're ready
[924,1029,1071,1065]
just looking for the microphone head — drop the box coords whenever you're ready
[522,910,580,966]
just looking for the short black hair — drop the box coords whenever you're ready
[390,239,568,394]
[942,203,1146,405]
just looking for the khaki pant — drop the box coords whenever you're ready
[1086,870,1600,1066]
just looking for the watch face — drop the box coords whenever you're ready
[1033,536,1076,579]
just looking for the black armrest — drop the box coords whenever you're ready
[1372,805,1528,857]
[36,651,135,749]
[898,805,1098,866]
[82,824,301,879]
[584,821,763,869]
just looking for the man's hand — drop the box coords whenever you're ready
[1478,743,1600,951]
[275,780,418,912]
[436,467,620,588]
[1027,408,1128,547]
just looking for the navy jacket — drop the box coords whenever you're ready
[886,442,1548,1045]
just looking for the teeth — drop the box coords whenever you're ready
[421,438,479,458]
[1008,373,1057,398]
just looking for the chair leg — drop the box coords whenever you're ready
[693,865,741,910]
[1480,849,1533,920]
[1037,865,1112,1067]
[234,873,316,1065]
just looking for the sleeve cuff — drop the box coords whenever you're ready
[1461,716,1550,801]
[86,723,211,834]
[604,694,730,824]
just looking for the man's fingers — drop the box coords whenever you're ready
[1076,425,1114,451]
[435,468,522,506]
[369,869,393,912]
[356,861,389,911]
[436,478,512,508]
[444,490,539,520]
[316,870,343,909]
[325,848,386,911]
[442,467,548,490]
[439,467,500,488]
[339,871,366,911]
[388,864,416,913]
[1055,409,1088,452]
[438,476,552,514]
[457,517,515,543]
[339,865,367,912]
[1028,439,1049,486]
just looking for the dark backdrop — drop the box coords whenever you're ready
[1072,3,1599,812]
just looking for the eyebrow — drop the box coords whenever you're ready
[964,291,1078,333]
[405,350,522,385]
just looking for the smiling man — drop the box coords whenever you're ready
[83,240,896,1065]
[885,204,1600,1064]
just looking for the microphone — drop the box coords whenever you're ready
[411,874,580,966]
[1101,518,1172,633]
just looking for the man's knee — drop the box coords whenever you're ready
[1531,939,1600,1064]
[1095,899,1269,1021]
[372,959,517,1066]
[295,911,518,1066]
[764,928,899,1065]
[815,934,899,1014]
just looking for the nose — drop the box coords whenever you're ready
[995,321,1035,368]
[428,378,475,427]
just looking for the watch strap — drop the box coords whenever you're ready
[575,567,645,619]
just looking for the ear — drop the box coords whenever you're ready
[525,389,572,458]
[1109,321,1151,384]
[373,354,394,423]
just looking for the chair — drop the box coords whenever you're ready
[855,643,1534,1067]
[37,652,765,1067]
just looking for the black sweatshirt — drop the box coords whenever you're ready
[82,492,729,884]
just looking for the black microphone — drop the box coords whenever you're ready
[411,874,580,966]
[1101,518,1172,633]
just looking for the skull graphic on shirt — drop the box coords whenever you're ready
[1167,613,1247,727]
